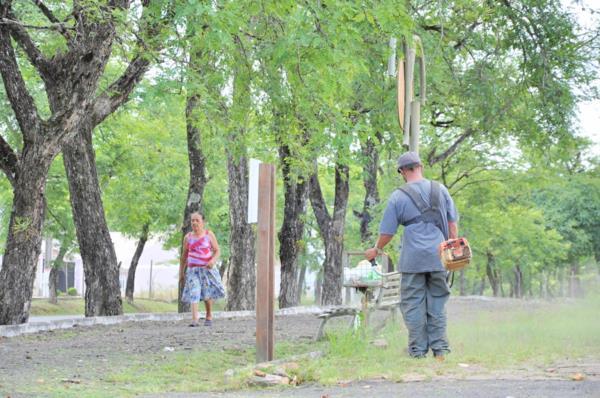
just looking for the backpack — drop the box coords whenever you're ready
[398,180,447,239]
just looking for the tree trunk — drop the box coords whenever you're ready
[485,251,500,297]
[125,223,150,303]
[0,157,51,324]
[278,144,310,308]
[297,262,308,303]
[354,134,381,243]
[63,124,122,317]
[478,276,486,295]
[513,264,523,298]
[541,270,548,299]
[219,259,229,279]
[314,270,323,305]
[309,162,350,306]
[179,90,208,313]
[0,1,168,325]
[569,263,584,298]
[48,243,68,304]
[499,273,506,297]
[225,154,256,311]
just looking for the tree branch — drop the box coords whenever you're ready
[333,162,349,221]
[91,1,172,126]
[30,0,73,41]
[309,166,331,240]
[451,177,509,196]
[427,128,474,166]
[91,55,150,126]
[4,13,54,79]
[453,21,481,50]
[0,25,41,143]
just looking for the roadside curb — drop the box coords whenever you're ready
[0,306,325,338]
[0,296,497,338]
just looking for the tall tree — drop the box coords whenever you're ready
[309,160,350,305]
[61,2,173,317]
[224,51,256,311]
[179,29,209,312]
[0,1,173,323]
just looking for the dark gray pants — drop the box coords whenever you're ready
[400,271,450,357]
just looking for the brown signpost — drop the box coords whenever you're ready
[256,163,275,363]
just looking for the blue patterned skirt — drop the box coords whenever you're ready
[182,266,226,303]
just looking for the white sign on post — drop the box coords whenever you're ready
[247,158,260,224]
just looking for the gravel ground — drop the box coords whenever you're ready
[1,297,598,397]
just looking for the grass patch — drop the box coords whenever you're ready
[307,296,600,384]
[20,297,600,397]
[30,298,178,316]
[450,297,600,367]
[26,342,318,398]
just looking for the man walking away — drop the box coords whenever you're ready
[365,151,458,360]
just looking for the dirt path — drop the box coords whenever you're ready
[143,379,600,398]
[1,297,598,397]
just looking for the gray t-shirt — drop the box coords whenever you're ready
[379,179,458,273]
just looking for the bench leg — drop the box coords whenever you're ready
[349,313,360,330]
[315,317,329,341]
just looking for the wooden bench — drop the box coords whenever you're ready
[370,270,401,332]
[314,270,401,341]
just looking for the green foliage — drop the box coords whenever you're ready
[98,81,188,246]
[0,0,597,299]
[67,287,78,296]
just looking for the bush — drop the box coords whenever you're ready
[67,287,78,296]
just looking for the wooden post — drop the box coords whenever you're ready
[256,163,275,363]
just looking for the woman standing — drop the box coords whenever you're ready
[179,212,225,326]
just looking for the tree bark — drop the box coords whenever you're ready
[278,144,310,308]
[478,276,486,295]
[225,154,256,311]
[0,156,52,324]
[485,251,500,297]
[297,262,308,302]
[0,1,168,324]
[309,162,350,306]
[48,243,68,305]
[63,124,122,317]
[314,270,323,305]
[513,264,523,298]
[125,223,150,303]
[179,89,208,313]
[354,134,381,243]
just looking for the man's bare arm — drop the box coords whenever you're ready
[448,221,458,240]
[365,234,394,260]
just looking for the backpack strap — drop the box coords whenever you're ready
[430,181,441,211]
[398,183,430,214]
[398,181,446,238]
